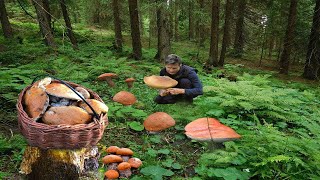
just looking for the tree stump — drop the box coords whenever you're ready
[20,145,101,180]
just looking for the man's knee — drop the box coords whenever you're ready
[154,95,176,104]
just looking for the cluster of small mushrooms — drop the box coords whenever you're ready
[102,146,142,179]
[23,77,108,125]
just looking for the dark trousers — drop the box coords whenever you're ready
[154,78,195,104]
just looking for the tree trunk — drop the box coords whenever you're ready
[42,0,52,33]
[233,0,246,58]
[279,0,298,74]
[219,0,232,66]
[112,0,123,51]
[208,0,220,66]
[302,0,320,80]
[60,0,78,50]
[268,37,274,60]
[33,0,57,49]
[128,0,142,60]
[188,0,194,40]
[156,1,171,61]
[174,0,179,41]
[198,0,205,47]
[0,0,13,38]
[20,146,100,179]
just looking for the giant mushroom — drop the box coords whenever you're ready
[143,112,176,134]
[143,75,178,89]
[184,117,241,149]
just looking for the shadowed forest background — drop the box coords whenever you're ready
[1,0,320,179]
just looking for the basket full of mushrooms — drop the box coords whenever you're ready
[16,77,109,149]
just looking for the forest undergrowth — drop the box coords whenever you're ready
[0,21,320,180]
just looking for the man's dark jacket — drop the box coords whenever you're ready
[160,65,203,97]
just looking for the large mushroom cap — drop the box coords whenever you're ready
[105,170,119,179]
[78,99,108,115]
[112,91,136,105]
[143,75,178,89]
[23,86,49,120]
[128,158,142,168]
[106,146,120,154]
[185,117,241,142]
[143,112,176,132]
[45,83,83,101]
[42,106,91,125]
[116,148,134,156]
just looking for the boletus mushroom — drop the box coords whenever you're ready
[143,75,178,89]
[184,117,241,149]
[112,91,136,106]
[125,78,136,89]
[143,112,176,134]
[116,148,134,162]
[104,169,119,179]
[117,162,132,178]
[98,73,118,87]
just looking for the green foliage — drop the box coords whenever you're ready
[140,165,174,180]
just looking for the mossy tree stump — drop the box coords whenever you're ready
[20,145,101,180]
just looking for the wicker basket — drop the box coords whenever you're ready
[17,80,108,149]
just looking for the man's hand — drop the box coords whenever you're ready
[167,88,185,95]
[159,89,169,96]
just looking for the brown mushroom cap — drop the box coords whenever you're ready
[184,117,241,142]
[105,169,119,179]
[112,91,136,105]
[128,158,142,168]
[143,112,176,132]
[98,73,118,81]
[23,86,49,120]
[78,99,108,115]
[143,75,178,89]
[102,155,123,164]
[75,87,90,99]
[42,106,91,125]
[33,77,52,88]
[45,83,83,101]
[125,78,135,83]
[117,162,131,171]
[106,146,120,154]
[116,148,134,156]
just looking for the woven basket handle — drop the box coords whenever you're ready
[32,75,100,121]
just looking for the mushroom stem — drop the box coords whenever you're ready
[126,82,134,89]
[106,78,115,87]
[208,142,225,151]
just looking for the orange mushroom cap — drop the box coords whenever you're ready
[184,117,241,142]
[98,73,118,81]
[23,86,49,121]
[42,106,91,125]
[105,169,119,179]
[116,148,134,156]
[102,155,123,164]
[117,162,131,171]
[125,78,135,83]
[128,158,142,168]
[106,146,120,154]
[112,91,136,105]
[144,75,178,89]
[143,112,176,132]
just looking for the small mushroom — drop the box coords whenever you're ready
[42,106,92,125]
[45,83,83,101]
[125,78,135,89]
[102,155,123,171]
[116,148,134,162]
[106,146,120,154]
[98,73,118,87]
[112,91,136,106]
[104,169,119,179]
[128,157,142,169]
[184,117,241,149]
[143,112,176,133]
[117,162,132,178]
[75,87,91,99]
[78,99,109,115]
[143,75,178,89]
